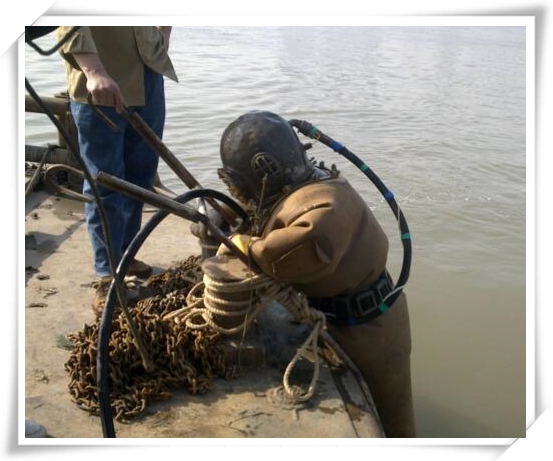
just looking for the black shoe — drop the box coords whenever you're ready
[127,259,153,278]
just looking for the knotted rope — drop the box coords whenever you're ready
[163,272,327,404]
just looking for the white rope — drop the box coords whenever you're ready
[164,271,326,404]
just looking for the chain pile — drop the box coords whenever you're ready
[64,255,237,422]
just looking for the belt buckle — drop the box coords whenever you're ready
[375,277,390,300]
[329,296,350,319]
[355,290,377,316]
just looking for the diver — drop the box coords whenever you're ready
[209,110,416,437]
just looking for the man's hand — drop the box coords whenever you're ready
[73,52,127,113]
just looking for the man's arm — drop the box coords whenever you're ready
[71,52,126,113]
[57,26,126,113]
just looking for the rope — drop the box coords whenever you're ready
[164,272,327,404]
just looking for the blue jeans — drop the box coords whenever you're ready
[71,66,165,277]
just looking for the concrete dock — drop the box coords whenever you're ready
[24,188,383,440]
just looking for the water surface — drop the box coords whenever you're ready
[24,25,527,438]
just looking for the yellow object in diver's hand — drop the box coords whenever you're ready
[217,234,259,256]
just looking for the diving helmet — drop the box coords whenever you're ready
[218,110,314,206]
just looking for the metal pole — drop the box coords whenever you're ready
[86,95,238,228]
[95,172,257,271]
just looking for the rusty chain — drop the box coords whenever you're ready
[64,255,238,422]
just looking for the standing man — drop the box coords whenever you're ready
[56,26,178,313]
[215,110,416,437]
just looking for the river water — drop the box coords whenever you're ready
[24,25,528,439]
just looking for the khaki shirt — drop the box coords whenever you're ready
[57,26,178,106]
[248,177,389,298]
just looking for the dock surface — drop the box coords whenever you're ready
[24,190,383,440]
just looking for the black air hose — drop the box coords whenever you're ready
[288,119,412,307]
[97,188,247,438]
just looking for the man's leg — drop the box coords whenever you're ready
[121,66,164,252]
[71,101,128,277]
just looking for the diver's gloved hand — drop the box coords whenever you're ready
[190,206,230,240]
[216,234,259,256]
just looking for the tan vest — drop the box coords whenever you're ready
[57,26,178,105]
[249,177,389,298]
